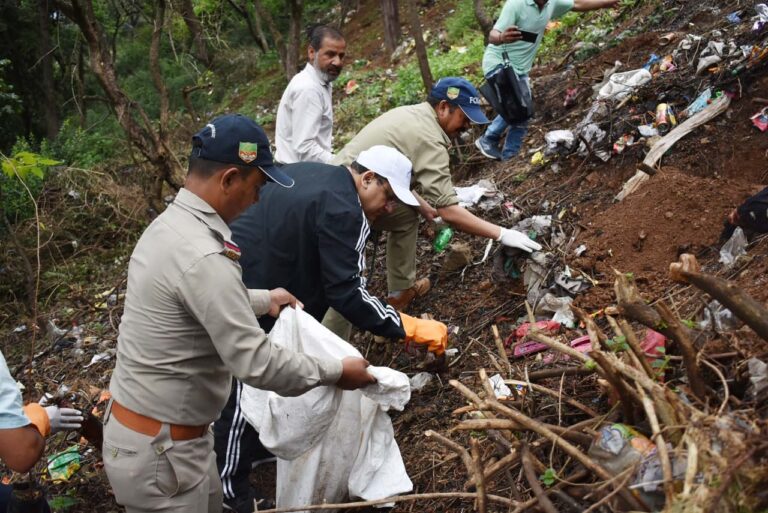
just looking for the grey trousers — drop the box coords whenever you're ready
[102,406,223,513]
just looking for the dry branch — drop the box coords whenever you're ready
[521,443,558,513]
[670,254,768,341]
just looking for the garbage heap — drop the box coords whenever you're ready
[427,254,768,513]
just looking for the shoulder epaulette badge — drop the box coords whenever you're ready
[222,241,241,261]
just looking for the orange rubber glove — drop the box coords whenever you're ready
[400,313,448,355]
[22,403,51,437]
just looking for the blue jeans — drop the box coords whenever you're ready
[482,66,530,160]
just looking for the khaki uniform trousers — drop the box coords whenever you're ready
[321,203,419,340]
[102,405,223,513]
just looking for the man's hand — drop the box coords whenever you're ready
[400,313,448,355]
[500,26,522,43]
[267,288,303,317]
[497,228,542,253]
[336,357,377,390]
[44,406,84,434]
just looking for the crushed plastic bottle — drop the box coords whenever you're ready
[433,226,454,253]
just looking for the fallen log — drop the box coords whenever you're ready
[615,94,732,201]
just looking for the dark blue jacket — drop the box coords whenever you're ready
[231,162,405,338]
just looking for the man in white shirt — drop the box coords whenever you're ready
[274,25,346,164]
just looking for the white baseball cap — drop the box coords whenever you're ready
[355,145,419,207]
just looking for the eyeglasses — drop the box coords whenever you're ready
[374,176,399,206]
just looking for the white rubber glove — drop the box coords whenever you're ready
[44,405,84,434]
[497,228,542,252]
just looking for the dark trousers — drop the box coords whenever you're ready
[213,379,273,513]
[0,483,51,513]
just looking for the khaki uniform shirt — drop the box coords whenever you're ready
[334,102,459,208]
[109,188,342,425]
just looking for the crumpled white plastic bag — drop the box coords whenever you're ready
[240,308,412,511]
[597,68,651,101]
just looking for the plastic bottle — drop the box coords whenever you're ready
[433,226,454,252]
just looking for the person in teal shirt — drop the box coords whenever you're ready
[475,0,619,161]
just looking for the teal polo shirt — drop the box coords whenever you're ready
[482,0,574,75]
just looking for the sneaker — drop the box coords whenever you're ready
[386,278,431,311]
[475,136,502,160]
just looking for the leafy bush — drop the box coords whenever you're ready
[0,147,59,227]
[44,118,123,169]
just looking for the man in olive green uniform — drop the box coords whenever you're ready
[103,114,375,513]
[325,78,540,336]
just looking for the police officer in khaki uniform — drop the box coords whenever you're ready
[103,114,376,513]
[323,78,541,335]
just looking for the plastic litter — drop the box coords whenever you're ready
[681,88,712,118]
[747,358,768,399]
[698,300,743,332]
[240,308,412,508]
[84,352,112,368]
[433,226,454,253]
[535,293,575,328]
[596,68,652,101]
[751,107,768,132]
[642,54,660,71]
[727,11,742,24]
[344,79,359,95]
[47,446,81,482]
[488,374,512,399]
[637,124,659,137]
[576,123,607,158]
[719,226,747,268]
[574,244,587,256]
[514,215,552,239]
[544,130,575,155]
[530,151,547,166]
[588,424,655,475]
[554,267,591,295]
[753,4,768,32]
[612,134,635,154]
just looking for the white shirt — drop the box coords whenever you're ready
[275,63,334,164]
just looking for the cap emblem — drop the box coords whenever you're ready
[446,86,460,100]
[238,142,258,163]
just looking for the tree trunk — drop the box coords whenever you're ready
[54,0,183,204]
[253,0,289,75]
[226,0,268,52]
[381,0,400,55]
[473,0,492,45]
[285,0,303,79]
[38,0,59,140]
[406,0,432,94]
[178,0,210,66]
[75,38,87,128]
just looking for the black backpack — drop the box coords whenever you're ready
[479,53,534,124]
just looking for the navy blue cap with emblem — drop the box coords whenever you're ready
[191,114,294,188]
[430,77,490,125]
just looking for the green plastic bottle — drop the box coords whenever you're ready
[433,226,454,252]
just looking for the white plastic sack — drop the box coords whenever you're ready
[240,308,412,512]
[597,68,652,101]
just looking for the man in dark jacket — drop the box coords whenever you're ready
[215,145,448,513]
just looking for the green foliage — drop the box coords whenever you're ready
[540,467,557,487]
[682,319,696,329]
[0,147,59,226]
[605,335,629,352]
[44,118,122,169]
[584,359,598,371]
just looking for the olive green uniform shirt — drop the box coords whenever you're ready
[334,102,459,208]
[109,188,342,426]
